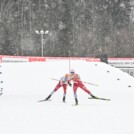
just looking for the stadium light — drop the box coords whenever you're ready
[35,30,49,57]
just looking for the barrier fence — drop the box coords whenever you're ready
[0,55,134,77]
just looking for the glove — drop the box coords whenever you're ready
[68,83,72,87]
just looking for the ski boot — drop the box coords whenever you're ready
[63,96,66,103]
[90,94,98,99]
[45,94,51,101]
[75,98,78,105]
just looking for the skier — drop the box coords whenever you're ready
[44,74,71,102]
[69,69,98,105]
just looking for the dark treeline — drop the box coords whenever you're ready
[0,0,134,57]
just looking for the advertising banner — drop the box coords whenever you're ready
[108,58,134,77]
[0,55,134,77]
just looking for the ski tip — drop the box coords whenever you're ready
[72,104,79,106]
[38,99,52,102]
[88,97,111,101]
[38,100,45,102]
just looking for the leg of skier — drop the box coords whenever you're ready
[78,81,98,99]
[62,84,67,103]
[73,83,78,105]
[45,82,61,101]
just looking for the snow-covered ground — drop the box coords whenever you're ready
[0,60,134,134]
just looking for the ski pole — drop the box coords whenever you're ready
[51,78,60,81]
[68,50,71,73]
[80,81,99,86]
[51,78,99,86]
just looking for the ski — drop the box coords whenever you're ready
[72,104,79,106]
[88,97,110,101]
[38,99,51,102]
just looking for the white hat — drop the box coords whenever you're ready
[70,69,75,74]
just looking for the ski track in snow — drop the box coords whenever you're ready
[0,60,134,134]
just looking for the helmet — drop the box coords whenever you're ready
[70,69,75,74]
[65,74,69,77]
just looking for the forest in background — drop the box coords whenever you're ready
[0,0,134,57]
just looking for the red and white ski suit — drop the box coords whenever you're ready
[70,73,91,96]
[54,76,70,94]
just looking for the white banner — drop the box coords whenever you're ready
[119,68,134,77]
[2,57,28,63]
[108,58,134,77]
[109,60,134,68]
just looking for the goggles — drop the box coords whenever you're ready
[70,72,74,74]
